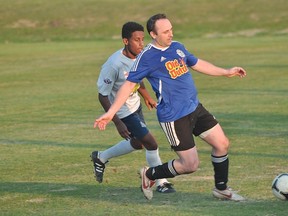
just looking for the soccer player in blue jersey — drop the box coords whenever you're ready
[91,21,175,194]
[94,14,247,201]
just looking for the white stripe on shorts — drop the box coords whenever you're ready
[160,121,180,147]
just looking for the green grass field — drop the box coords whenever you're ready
[1,0,287,215]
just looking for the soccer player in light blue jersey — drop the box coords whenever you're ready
[94,14,246,201]
[91,21,175,194]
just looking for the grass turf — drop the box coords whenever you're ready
[0,0,288,215]
[1,35,287,216]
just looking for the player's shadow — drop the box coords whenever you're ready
[2,181,286,216]
[0,181,214,206]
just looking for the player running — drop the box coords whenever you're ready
[91,21,175,194]
[94,14,246,201]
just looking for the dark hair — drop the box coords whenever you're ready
[122,22,144,39]
[146,13,167,34]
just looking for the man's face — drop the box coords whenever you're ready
[153,19,173,48]
[126,31,144,56]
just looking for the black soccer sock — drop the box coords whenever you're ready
[211,154,229,190]
[146,160,179,180]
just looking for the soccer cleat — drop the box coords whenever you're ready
[212,187,245,201]
[90,151,107,183]
[156,182,176,193]
[139,167,156,200]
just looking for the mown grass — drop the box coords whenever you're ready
[1,0,288,215]
[1,0,287,42]
[1,35,287,216]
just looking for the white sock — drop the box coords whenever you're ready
[146,148,169,186]
[99,140,135,163]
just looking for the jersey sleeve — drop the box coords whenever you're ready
[97,63,117,96]
[126,54,151,83]
[180,43,198,67]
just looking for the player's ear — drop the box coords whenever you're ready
[149,31,156,39]
[123,38,129,45]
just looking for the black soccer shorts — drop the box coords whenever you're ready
[160,103,218,151]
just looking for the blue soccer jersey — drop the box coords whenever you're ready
[127,41,199,122]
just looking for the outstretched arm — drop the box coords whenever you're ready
[192,59,246,78]
[94,80,137,130]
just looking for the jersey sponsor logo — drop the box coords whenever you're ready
[165,58,189,79]
[103,78,112,84]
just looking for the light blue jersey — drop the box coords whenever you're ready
[127,41,199,122]
[97,49,140,119]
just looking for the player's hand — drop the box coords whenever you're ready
[114,120,131,140]
[226,67,247,78]
[144,97,157,110]
[94,113,113,130]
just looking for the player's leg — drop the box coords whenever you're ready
[91,139,139,183]
[91,108,145,183]
[99,139,141,163]
[140,132,198,199]
[145,146,199,180]
[200,124,230,190]
[126,106,176,193]
[134,132,176,193]
[156,113,200,175]
[196,104,245,201]
[139,113,199,199]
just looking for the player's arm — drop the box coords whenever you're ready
[94,80,137,130]
[137,81,157,110]
[98,93,131,139]
[191,59,246,78]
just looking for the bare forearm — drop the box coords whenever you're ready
[106,81,136,117]
[192,59,228,76]
[192,59,247,78]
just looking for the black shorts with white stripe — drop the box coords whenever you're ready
[160,103,218,151]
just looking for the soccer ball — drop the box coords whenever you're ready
[272,173,288,200]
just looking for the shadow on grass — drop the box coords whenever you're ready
[0,138,107,149]
[0,181,212,205]
[1,181,287,215]
[1,138,287,160]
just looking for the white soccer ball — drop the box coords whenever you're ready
[272,173,288,200]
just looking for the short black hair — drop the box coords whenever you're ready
[122,22,144,39]
[146,13,167,34]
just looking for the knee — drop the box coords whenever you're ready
[140,133,158,150]
[222,137,230,151]
[187,160,199,173]
[130,139,144,150]
[215,137,230,153]
[181,159,199,174]
[143,142,158,150]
